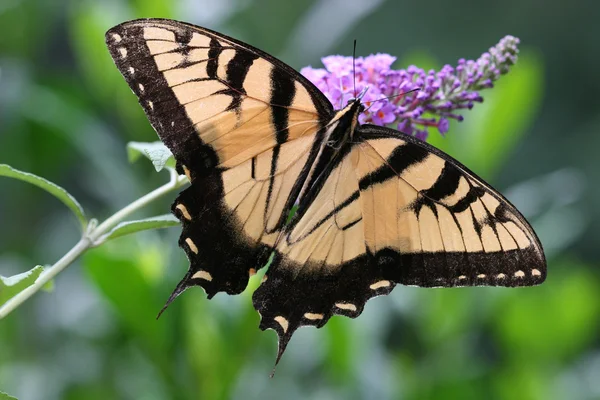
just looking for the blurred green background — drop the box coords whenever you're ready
[1,0,599,399]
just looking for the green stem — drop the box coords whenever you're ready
[0,172,188,320]
[0,237,90,319]
[89,171,186,244]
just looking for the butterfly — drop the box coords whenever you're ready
[105,18,546,366]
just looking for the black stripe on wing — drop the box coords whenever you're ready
[356,124,547,287]
[264,67,297,230]
[358,143,429,190]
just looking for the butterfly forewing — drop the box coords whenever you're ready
[106,19,334,300]
[105,19,333,172]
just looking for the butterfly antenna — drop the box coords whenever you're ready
[352,39,357,98]
[364,88,422,113]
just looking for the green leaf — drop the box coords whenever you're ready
[83,241,166,329]
[132,0,175,18]
[0,164,87,230]
[182,288,260,399]
[325,316,355,381]
[0,265,44,307]
[0,390,18,400]
[127,141,175,172]
[98,214,180,243]
[398,49,440,73]
[69,4,120,104]
[42,278,55,293]
[83,238,172,366]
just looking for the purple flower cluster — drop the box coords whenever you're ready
[301,35,520,141]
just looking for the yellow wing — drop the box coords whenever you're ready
[106,19,335,305]
[106,19,333,174]
[253,124,546,362]
[355,126,545,286]
[169,134,320,301]
[107,19,546,367]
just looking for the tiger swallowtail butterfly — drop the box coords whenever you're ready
[105,19,546,367]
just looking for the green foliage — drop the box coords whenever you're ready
[0,390,18,400]
[84,239,171,354]
[0,152,186,321]
[0,266,43,307]
[127,141,175,172]
[0,164,87,230]
[493,259,600,361]
[325,316,355,381]
[182,288,262,399]
[97,214,180,243]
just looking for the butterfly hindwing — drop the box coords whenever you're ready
[253,124,546,361]
[252,145,391,362]
[171,134,324,299]
[106,19,335,300]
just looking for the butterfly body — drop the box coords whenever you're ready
[293,98,363,208]
[106,19,546,364]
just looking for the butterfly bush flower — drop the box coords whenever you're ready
[301,35,520,141]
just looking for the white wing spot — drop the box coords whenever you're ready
[175,204,191,220]
[477,274,486,279]
[304,313,324,320]
[531,269,542,276]
[274,316,289,333]
[185,238,198,254]
[335,303,357,312]
[192,270,212,281]
[138,83,145,92]
[147,101,154,110]
[496,273,506,279]
[118,47,127,58]
[514,270,525,278]
[128,67,135,75]
[112,33,122,43]
[458,275,467,280]
[369,280,391,290]
[182,165,192,181]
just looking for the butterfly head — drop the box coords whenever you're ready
[340,86,368,139]
[346,85,369,109]
[345,99,366,115]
